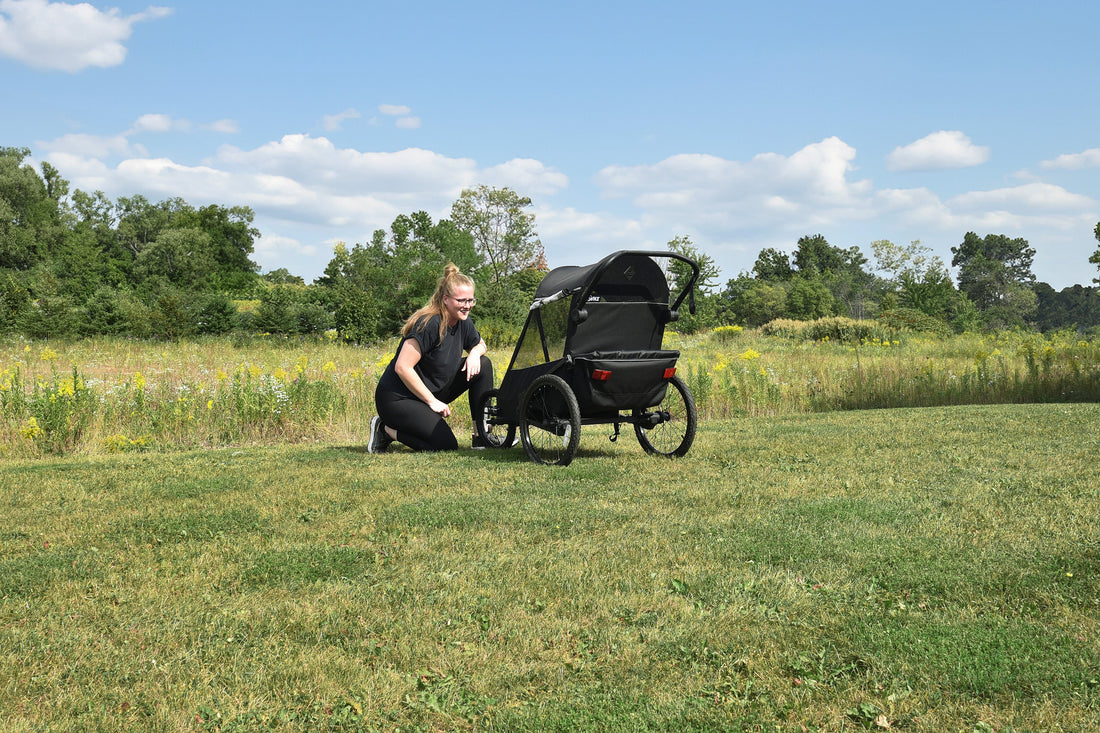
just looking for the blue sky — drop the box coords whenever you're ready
[2,0,1099,288]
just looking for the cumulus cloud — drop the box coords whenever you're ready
[948,182,1095,212]
[886,130,990,172]
[0,0,171,72]
[395,116,421,129]
[481,158,568,197]
[595,137,874,234]
[1040,148,1100,170]
[322,108,361,132]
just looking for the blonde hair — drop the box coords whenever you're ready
[402,263,475,341]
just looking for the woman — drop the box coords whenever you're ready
[368,263,494,452]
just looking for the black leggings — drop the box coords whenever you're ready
[374,355,494,451]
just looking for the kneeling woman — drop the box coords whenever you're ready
[368,264,493,452]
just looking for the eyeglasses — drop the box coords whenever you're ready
[451,297,477,306]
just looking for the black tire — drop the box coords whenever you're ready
[634,375,697,457]
[474,388,516,448]
[520,374,581,466]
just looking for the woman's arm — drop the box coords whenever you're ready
[462,338,488,380]
[394,339,452,417]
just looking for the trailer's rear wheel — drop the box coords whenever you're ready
[520,374,581,466]
[634,375,697,457]
[474,388,516,448]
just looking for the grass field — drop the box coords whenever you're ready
[2,402,1098,731]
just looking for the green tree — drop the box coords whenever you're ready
[195,292,239,335]
[333,282,382,343]
[665,235,720,333]
[0,272,30,331]
[0,147,64,271]
[720,273,787,327]
[20,269,76,338]
[785,277,834,320]
[254,286,299,335]
[133,228,217,289]
[794,234,857,275]
[320,211,482,339]
[752,247,793,281]
[1090,222,1100,284]
[264,267,305,285]
[174,203,260,291]
[79,286,138,336]
[871,239,955,320]
[951,232,1036,311]
[450,185,543,288]
[792,234,874,318]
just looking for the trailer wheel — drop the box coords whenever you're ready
[474,388,516,449]
[520,374,581,466]
[634,375,697,457]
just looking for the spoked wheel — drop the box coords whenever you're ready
[474,388,517,449]
[520,374,581,466]
[633,375,697,457]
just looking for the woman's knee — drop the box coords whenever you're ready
[473,355,494,384]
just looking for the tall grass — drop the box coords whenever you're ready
[677,324,1100,418]
[1,323,1098,457]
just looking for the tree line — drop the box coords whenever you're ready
[2,145,1099,343]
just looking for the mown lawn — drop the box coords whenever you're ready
[2,403,1098,731]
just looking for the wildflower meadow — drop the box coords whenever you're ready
[1,321,1098,458]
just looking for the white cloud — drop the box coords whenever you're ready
[379,104,411,116]
[948,182,1095,212]
[886,130,990,172]
[130,113,190,134]
[595,137,874,233]
[205,119,240,134]
[1040,148,1100,170]
[211,134,478,201]
[395,116,421,130]
[322,108,361,132]
[481,158,569,197]
[38,131,141,159]
[0,0,171,72]
[254,233,317,259]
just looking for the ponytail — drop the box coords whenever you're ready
[402,263,475,341]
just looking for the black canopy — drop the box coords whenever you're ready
[533,251,675,304]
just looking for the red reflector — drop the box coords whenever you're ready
[663,367,677,379]
[591,369,612,381]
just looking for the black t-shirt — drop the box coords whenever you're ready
[377,314,481,398]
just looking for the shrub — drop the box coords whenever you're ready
[759,316,900,344]
[877,307,952,337]
[195,292,239,335]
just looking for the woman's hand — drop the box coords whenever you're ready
[428,398,452,417]
[463,353,481,380]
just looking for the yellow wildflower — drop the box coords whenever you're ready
[20,417,42,441]
[738,349,761,361]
